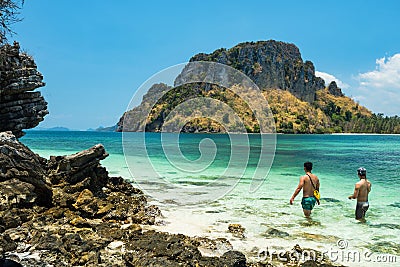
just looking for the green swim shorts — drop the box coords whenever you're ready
[301,196,317,211]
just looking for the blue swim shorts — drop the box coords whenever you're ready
[301,196,317,211]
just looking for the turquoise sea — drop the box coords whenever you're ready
[21,131,400,266]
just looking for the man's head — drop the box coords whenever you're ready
[304,161,313,172]
[357,167,367,178]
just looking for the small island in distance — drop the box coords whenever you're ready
[28,126,70,131]
[113,40,400,134]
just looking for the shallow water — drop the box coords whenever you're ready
[22,131,400,266]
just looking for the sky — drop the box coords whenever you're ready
[11,0,400,130]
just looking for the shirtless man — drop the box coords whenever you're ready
[290,162,320,217]
[348,167,371,220]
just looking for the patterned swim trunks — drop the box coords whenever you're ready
[301,196,317,211]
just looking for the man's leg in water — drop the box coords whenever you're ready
[301,197,315,217]
[303,209,311,217]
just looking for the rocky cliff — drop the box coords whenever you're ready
[117,83,172,132]
[327,81,344,97]
[189,40,325,102]
[117,40,400,134]
[0,42,48,138]
[117,40,327,133]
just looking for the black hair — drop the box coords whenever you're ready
[304,161,313,171]
[357,167,367,177]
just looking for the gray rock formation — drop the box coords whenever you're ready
[0,131,52,207]
[189,40,326,102]
[117,83,172,132]
[0,42,48,137]
[327,81,344,97]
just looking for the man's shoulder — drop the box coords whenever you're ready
[355,180,363,186]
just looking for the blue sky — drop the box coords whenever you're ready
[12,0,400,130]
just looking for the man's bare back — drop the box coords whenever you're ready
[290,162,320,217]
[354,179,371,202]
[348,167,371,220]
[301,173,319,198]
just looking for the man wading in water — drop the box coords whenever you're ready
[348,167,371,221]
[290,162,320,218]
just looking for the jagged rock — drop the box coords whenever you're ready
[106,176,143,195]
[220,250,247,267]
[0,42,48,137]
[327,81,344,97]
[48,144,108,188]
[44,143,155,225]
[48,144,110,209]
[0,179,37,209]
[228,223,246,239]
[195,237,233,256]
[117,83,172,132]
[187,40,325,102]
[0,233,18,254]
[0,131,52,207]
[124,230,247,267]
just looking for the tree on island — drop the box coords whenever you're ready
[0,0,24,44]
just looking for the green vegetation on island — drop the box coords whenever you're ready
[117,40,400,134]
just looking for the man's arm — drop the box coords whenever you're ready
[290,176,304,204]
[348,183,360,199]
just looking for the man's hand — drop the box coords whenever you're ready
[290,197,294,205]
[348,195,354,199]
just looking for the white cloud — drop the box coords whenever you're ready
[358,54,400,90]
[315,71,350,89]
[353,53,400,116]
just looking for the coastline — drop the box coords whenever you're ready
[26,129,400,135]
[6,131,400,266]
[0,131,346,267]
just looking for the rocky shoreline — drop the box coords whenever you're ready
[0,131,345,267]
[0,131,239,266]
